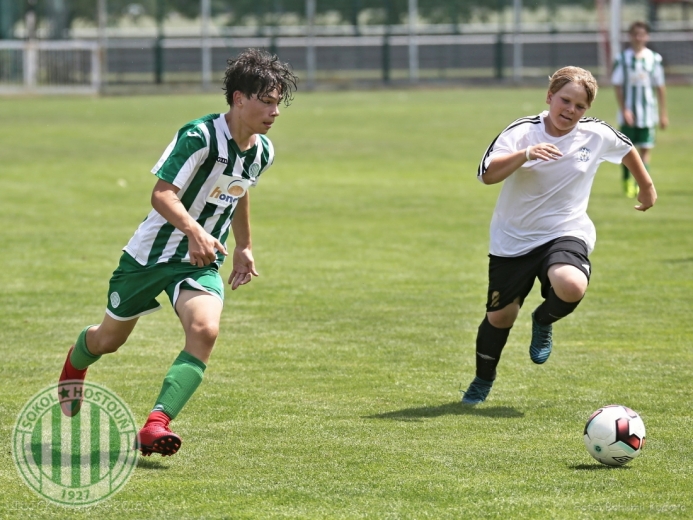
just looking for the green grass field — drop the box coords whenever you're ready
[1,85,692,519]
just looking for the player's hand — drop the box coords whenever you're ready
[188,231,228,267]
[623,109,635,127]
[634,185,657,212]
[526,143,562,162]
[660,115,669,130]
[229,247,259,290]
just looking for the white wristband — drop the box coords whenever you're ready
[525,147,531,161]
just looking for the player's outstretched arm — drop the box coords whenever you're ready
[657,85,668,130]
[229,192,259,290]
[622,148,657,211]
[151,179,228,266]
[614,86,635,126]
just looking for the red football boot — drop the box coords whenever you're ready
[58,346,88,417]
[135,411,182,457]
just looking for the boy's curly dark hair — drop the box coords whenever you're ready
[222,48,298,107]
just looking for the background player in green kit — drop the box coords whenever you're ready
[611,21,668,198]
[58,48,298,456]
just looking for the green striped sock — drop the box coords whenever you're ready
[70,326,101,370]
[152,351,206,420]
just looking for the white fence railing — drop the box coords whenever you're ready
[0,30,691,94]
[0,40,100,94]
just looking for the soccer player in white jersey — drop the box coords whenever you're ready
[612,21,668,198]
[461,66,657,405]
[58,49,298,455]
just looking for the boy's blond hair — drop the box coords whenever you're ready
[548,66,599,106]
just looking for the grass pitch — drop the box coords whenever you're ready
[1,86,692,519]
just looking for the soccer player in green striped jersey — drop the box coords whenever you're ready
[611,21,668,198]
[58,49,298,456]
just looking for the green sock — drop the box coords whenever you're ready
[152,351,206,420]
[622,165,631,182]
[70,326,101,370]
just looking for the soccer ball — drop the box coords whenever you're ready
[583,405,646,466]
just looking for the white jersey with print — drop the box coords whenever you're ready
[477,111,632,257]
[611,47,665,128]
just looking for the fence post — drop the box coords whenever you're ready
[351,0,360,35]
[382,0,392,83]
[495,0,505,80]
[154,0,164,84]
[408,0,418,82]
[97,0,107,92]
[24,40,37,88]
[609,0,622,66]
[91,43,101,93]
[201,0,211,90]
[305,0,316,89]
[512,0,522,82]
[494,32,504,80]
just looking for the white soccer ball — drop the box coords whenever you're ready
[583,404,646,466]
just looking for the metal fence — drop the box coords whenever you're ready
[0,40,99,93]
[1,0,692,94]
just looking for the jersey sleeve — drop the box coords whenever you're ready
[611,54,624,86]
[652,52,665,87]
[477,121,527,182]
[597,120,633,164]
[151,124,210,189]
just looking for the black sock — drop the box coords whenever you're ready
[534,288,582,325]
[475,316,511,382]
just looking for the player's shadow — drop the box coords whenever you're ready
[663,257,693,263]
[137,457,170,470]
[363,401,524,422]
[570,464,631,471]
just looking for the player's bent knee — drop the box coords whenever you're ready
[487,309,518,329]
[554,280,587,303]
[187,322,219,346]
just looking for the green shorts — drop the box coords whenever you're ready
[106,252,224,321]
[620,125,655,149]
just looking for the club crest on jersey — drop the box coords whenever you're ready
[248,162,260,177]
[576,147,591,162]
[207,175,251,208]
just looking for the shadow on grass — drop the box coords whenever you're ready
[363,401,524,422]
[570,464,631,471]
[662,257,693,263]
[137,457,170,470]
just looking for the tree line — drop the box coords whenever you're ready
[2,0,596,39]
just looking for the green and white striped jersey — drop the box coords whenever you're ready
[124,113,274,267]
[611,47,665,128]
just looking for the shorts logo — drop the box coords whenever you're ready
[576,147,591,162]
[109,292,121,308]
[248,163,260,177]
[490,291,500,308]
[12,382,138,507]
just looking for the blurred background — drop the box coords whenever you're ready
[1,0,691,94]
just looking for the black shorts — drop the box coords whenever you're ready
[485,237,591,312]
